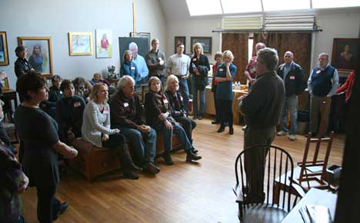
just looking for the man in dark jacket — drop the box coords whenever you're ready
[239,48,285,203]
[110,76,160,174]
[14,46,33,79]
[276,51,306,141]
[146,38,166,85]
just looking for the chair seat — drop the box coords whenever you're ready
[242,204,288,223]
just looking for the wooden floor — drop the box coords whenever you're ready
[21,118,345,223]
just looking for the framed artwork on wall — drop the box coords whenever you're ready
[18,36,53,77]
[118,37,149,64]
[68,32,93,56]
[331,38,359,72]
[190,36,212,54]
[0,32,9,66]
[174,36,186,53]
[96,29,113,58]
[130,32,151,48]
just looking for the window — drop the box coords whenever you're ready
[312,0,360,9]
[262,0,310,11]
[221,0,262,14]
[185,0,222,16]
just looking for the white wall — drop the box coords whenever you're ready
[165,7,360,68]
[0,0,166,89]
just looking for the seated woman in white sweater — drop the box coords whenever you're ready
[81,83,141,179]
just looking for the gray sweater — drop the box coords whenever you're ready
[240,71,285,129]
[81,101,117,147]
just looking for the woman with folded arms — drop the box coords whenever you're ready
[82,83,141,179]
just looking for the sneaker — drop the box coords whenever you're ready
[186,152,202,162]
[288,134,296,141]
[144,163,160,174]
[242,125,247,131]
[162,153,174,165]
[277,130,287,136]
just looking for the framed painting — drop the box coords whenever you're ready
[96,29,113,58]
[174,36,186,54]
[18,36,53,77]
[68,32,93,56]
[0,32,9,66]
[190,36,212,54]
[118,37,149,64]
[331,38,359,72]
[130,32,151,47]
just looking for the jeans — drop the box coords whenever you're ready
[178,77,189,113]
[152,121,192,153]
[280,95,298,135]
[192,77,206,116]
[118,126,157,165]
[174,116,196,142]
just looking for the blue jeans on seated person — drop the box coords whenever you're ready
[118,126,157,166]
[152,121,192,153]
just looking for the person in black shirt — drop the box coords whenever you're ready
[14,46,33,79]
[15,71,78,223]
[56,80,86,145]
[165,75,197,146]
[40,75,63,119]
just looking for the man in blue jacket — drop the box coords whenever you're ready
[277,51,306,141]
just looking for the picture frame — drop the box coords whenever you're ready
[18,36,53,77]
[174,36,186,54]
[190,36,212,54]
[331,38,359,72]
[1,77,9,90]
[68,32,93,56]
[129,32,151,49]
[0,32,9,66]
[96,29,113,58]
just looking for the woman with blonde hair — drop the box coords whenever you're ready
[82,83,141,179]
[215,50,237,135]
[189,43,210,120]
[145,77,201,165]
[165,75,197,145]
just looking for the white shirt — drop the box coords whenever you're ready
[166,54,190,76]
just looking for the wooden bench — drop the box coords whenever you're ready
[70,134,182,182]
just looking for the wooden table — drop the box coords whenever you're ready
[2,89,18,118]
[205,86,247,123]
[281,188,337,222]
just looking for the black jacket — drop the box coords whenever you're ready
[277,62,306,96]
[164,90,186,118]
[189,54,210,88]
[14,58,32,78]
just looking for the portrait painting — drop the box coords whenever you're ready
[331,38,359,71]
[118,37,149,64]
[0,32,9,66]
[191,36,212,54]
[68,32,93,56]
[96,29,113,58]
[174,36,186,54]
[18,36,53,77]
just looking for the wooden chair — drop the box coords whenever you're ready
[296,132,334,190]
[234,145,297,222]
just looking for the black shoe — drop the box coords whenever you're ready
[186,152,202,162]
[211,120,220,124]
[162,153,174,165]
[129,163,143,172]
[198,115,203,120]
[229,128,234,135]
[53,202,69,220]
[193,115,198,120]
[123,171,139,179]
[217,126,225,133]
[144,163,160,174]
[192,148,198,153]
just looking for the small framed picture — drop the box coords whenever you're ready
[96,29,113,58]
[331,38,359,72]
[18,36,53,77]
[68,32,93,56]
[190,36,212,54]
[0,31,9,66]
[174,36,186,53]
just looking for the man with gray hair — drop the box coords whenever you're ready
[277,51,306,141]
[308,52,339,137]
[239,48,285,203]
[110,76,159,174]
[129,42,149,84]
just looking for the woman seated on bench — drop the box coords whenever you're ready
[56,80,86,145]
[165,75,197,145]
[81,83,142,179]
[144,76,202,165]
